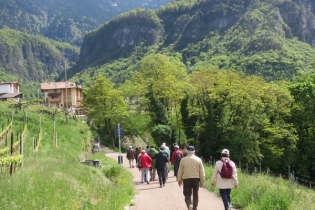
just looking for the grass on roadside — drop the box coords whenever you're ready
[0,106,134,210]
[204,166,315,210]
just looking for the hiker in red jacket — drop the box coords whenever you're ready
[171,145,184,180]
[139,150,152,184]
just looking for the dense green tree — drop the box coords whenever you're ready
[83,76,129,148]
[151,124,173,146]
[289,71,315,177]
[182,68,296,172]
[131,53,188,143]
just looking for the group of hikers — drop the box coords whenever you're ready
[126,143,238,210]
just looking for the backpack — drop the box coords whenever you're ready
[219,159,233,179]
[175,152,182,163]
[137,158,142,168]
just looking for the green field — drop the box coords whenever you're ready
[0,103,134,210]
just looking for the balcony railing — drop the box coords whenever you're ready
[48,98,61,102]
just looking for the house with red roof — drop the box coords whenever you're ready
[40,81,83,114]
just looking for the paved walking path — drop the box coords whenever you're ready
[104,148,237,210]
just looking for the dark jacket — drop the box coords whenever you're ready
[152,152,169,171]
[126,148,135,160]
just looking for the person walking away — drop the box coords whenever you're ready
[171,144,184,180]
[148,145,158,181]
[134,147,138,164]
[139,150,152,184]
[211,149,238,210]
[145,145,150,153]
[135,147,142,164]
[170,143,177,163]
[161,143,170,179]
[152,146,169,188]
[126,146,135,168]
[137,150,144,181]
[178,146,205,210]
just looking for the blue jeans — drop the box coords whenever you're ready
[220,189,231,210]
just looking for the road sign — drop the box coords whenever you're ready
[114,123,124,166]
[114,123,124,138]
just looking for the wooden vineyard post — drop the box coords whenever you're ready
[10,133,14,175]
[53,119,55,148]
[10,133,13,155]
[20,136,24,168]
[32,137,35,154]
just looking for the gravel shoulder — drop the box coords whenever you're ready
[104,149,237,210]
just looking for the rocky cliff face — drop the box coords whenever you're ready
[0,0,171,46]
[78,9,164,66]
[280,0,315,46]
[73,0,315,83]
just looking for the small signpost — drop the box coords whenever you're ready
[114,123,124,166]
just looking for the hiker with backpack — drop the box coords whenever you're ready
[148,145,159,181]
[211,149,238,210]
[171,144,183,180]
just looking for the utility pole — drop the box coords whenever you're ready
[64,61,68,124]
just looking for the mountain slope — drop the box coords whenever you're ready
[71,0,315,86]
[0,27,79,98]
[0,0,172,46]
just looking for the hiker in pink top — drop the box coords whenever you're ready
[139,150,152,184]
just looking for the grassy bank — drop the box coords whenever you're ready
[204,167,315,210]
[0,105,134,210]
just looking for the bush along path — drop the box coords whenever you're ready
[104,148,237,210]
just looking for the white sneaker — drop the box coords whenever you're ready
[189,204,193,210]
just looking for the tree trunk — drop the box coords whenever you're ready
[106,118,114,149]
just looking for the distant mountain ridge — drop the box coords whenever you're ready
[69,0,315,86]
[0,0,172,46]
[0,0,172,99]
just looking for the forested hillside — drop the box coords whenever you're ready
[0,0,171,46]
[70,0,315,86]
[0,27,79,98]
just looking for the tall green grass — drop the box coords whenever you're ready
[0,106,134,210]
[204,166,315,210]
